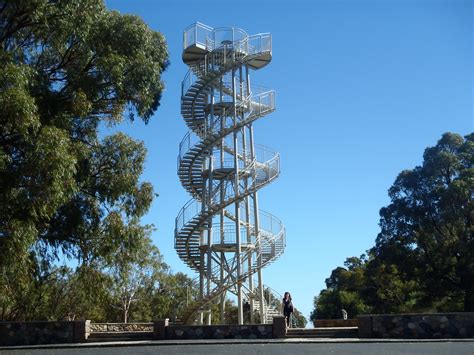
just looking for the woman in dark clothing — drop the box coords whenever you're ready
[282,292,293,327]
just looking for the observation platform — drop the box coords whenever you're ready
[182,24,272,70]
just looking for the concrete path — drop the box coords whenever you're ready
[1,338,474,354]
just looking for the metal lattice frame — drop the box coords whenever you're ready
[175,23,285,325]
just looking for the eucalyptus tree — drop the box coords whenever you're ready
[368,133,473,312]
[311,133,473,318]
[0,0,168,320]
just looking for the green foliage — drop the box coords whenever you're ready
[0,0,169,321]
[372,132,473,311]
[310,256,371,321]
[210,299,238,325]
[0,258,201,322]
[0,0,168,260]
[104,222,166,323]
[150,272,198,322]
[292,308,308,328]
[311,133,473,319]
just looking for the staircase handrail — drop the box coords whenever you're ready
[175,155,281,235]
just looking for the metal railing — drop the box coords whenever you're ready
[183,22,213,50]
[175,150,281,236]
[181,33,272,97]
[205,27,248,50]
[177,23,283,325]
[178,90,275,165]
[184,23,271,57]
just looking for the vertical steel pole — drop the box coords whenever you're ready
[250,125,264,324]
[199,145,206,325]
[199,247,205,325]
[245,63,265,324]
[245,64,256,323]
[206,154,213,325]
[219,106,226,324]
[239,64,254,324]
[206,88,216,325]
[232,67,243,325]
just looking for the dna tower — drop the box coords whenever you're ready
[175,23,285,325]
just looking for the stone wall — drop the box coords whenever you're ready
[152,319,279,340]
[358,313,474,339]
[0,321,89,346]
[165,324,273,340]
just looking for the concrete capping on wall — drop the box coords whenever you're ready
[153,318,282,340]
[357,313,474,339]
[313,319,358,328]
[0,320,90,346]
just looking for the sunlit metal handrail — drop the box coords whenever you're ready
[183,22,214,50]
[178,125,278,172]
[175,151,281,236]
[178,90,275,165]
[181,34,272,98]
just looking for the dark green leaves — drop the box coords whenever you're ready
[311,133,474,319]
[0,0,169,320]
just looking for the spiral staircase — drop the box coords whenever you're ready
[175,23,285,325]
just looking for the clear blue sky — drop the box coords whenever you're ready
[104,0,473,322]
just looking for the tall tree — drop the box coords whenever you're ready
[0,0,168,320]
[311,133,473,318]
[105,221,166,323]
[370,133,473,311]
[151,272,198,322]
[310,256,370,321]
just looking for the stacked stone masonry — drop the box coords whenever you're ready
[358,313,474,339]
[165,324,273,340]
[0,321,89,346]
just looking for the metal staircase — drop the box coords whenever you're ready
[251,299,282,324]
[175,23,285,325]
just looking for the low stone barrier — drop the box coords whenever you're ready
[153,317,285,340]
[1,317,286,345]
[0,320,90,346]
[358,313,474,339]
[313,319,358,328]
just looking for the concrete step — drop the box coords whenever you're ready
[88,331,153,342]
[286,327,358,339]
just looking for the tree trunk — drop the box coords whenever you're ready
[123,299,129,323]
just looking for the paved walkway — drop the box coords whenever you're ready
[1,338,474,353]
[1,340,474,355]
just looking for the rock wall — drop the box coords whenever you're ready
[0,321,89,346]
[165,324,273,340]
[358,313,474,339]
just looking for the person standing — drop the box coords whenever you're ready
[282,292,294,327]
